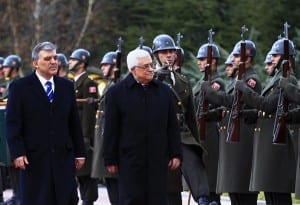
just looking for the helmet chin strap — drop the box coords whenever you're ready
[69,61,82,73]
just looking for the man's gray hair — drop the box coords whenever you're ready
[127,49,150,71]
[32,41,57,60]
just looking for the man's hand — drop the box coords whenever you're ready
[106,165,118,174]
[75,158,85,170]
[14,156,29,170]
[168,158,181,170]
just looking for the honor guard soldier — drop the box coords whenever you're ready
[91,51,119,205]
[235,37,297,205]
[69,48,99,205]
[0,54,22,205]
[201,39,262,205]
[0,57,6,97]
[153,34,217,205]
[193,42,225,204]
[56,53,69,79]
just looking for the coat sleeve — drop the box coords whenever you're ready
[102,87,120,166]
[6,81,26,159]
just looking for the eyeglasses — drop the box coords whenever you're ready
[135,63,154,70]
[43,55,58,61]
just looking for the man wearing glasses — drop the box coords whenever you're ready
[102,49,182,205]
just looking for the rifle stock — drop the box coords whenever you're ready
[272,23,290,144]
[226,26,247,143]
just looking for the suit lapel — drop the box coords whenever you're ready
[28,72,51,104]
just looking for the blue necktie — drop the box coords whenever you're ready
[45,81,54,102]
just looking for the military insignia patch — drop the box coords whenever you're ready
[89,86,97,93]
[247,79,256,88]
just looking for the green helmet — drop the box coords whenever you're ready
[232,40,256,57]
[152,34,176,53]
[57,53,68,68]
[196,43,220,59]
[269,38,296,56]
[100,51,117,65]
[2,54,21,70]
[70,48,90,65]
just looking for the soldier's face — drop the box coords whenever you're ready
[264,62,275,76]
[2,66,11,78]
[157,49,176,66]
[100,64,112,77]
[232,54,240,69]
[33,50,58,80]
[225,65,234,77]
[197,58,207,72]
[271,54,281,67]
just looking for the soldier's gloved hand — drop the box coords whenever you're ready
[200,81,211,92]
[235,80,248,92]
[278,76,289,90]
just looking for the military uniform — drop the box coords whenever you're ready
[240,69,297,204]
[91,80,119,205]
[161,70,211,203]
[203,66,262,204]
[193,71,225,203]
[74,72,99,203]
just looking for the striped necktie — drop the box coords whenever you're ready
[45,81,54,102]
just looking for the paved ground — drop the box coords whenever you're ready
[3,187,268,205]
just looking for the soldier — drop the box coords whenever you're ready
[91,51,119,205]
[0,55,22,205]
[153,34,217,205]
[69,48,99,205]
[0,57,6,97]
[56,53,69,79]
[193,42,225,204]
[201,39,262,205]
[235,38,297,205]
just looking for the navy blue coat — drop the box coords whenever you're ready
[103,73,182,205]
[6,72,86,205]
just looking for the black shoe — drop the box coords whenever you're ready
[82,201,93,205]
[198,197,209,205]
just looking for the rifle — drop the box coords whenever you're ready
[272,22,290,144]
[197,29,214,141]
[139,36,145,49]
[226,25,248,142]
[175,33,183,73]
[114,37,123,83]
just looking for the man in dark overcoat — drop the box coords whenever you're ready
[102,49,182,205]
[6,41,86,205]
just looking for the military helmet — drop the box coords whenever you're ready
[136,45,153,56]
[225,54,233,65]
[57,53,68,67]
[196,43,220,59]
[232,40,256,57]
[100,51,117,65]
[269,38,296,56]
[2,54,21,70]
[69,48,90,64]
[152,34,176,53]
[264,52,272,64]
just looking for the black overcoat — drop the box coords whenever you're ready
[6,72,86,205]
[103,73,182,205]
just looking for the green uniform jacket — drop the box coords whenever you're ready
[193,71,225,192]
[203,67,262,193]
[75,72,99,176]
[242,69,297,193]
[91,80,118,179]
